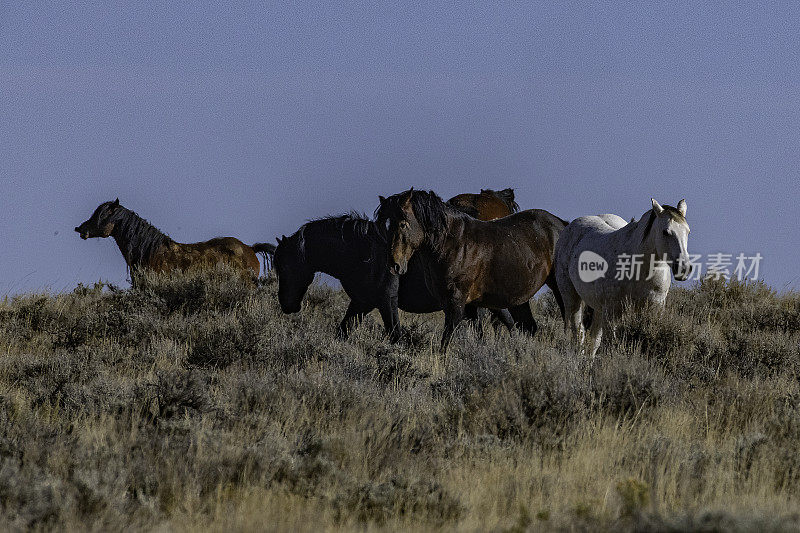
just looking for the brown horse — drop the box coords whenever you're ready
[376,189,567,350]
[446,188,520,220]
[445,187,519,326]
[75,199,275,283]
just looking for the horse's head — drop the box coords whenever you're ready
[480,188,519,214]
[273,233,314,313]
[75,198,122,240]
[377,189,426,276]
[649,198,692,281]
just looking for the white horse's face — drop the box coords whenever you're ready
[651,199,692,281]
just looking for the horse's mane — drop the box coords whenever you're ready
[446,198,480,218]
[294,212,385,261]
[481,188,520,214]
[639,204,686,243]
[376,190,462,252]
[640,211,656,243]
[110,207,173,269]
[317,212,381,240]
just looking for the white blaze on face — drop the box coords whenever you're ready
[578,250,608,282]
[671,220,692,280]
[675,221,690,258]
[674,198,690,264]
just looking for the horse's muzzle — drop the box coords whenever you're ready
[390,262,406,276]
[75,227,88,240]
[278,293,302,314]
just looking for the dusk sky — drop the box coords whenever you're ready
[2,2,798,294]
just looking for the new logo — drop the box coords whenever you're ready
[578,250,608,282]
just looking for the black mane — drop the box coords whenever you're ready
[315,212,382,240]
[376,190,463,251]
[110,207,173,269]
[295,212,386,261]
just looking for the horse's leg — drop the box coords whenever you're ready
[545,272,566,321]
[585,306,604,358]
[377,299,402,342]
[464,304,484,337]
[508,302,537,336]
[379,276,403,342]
[337,301,368,339]
[441,298,467,352]
[582,306,594,331]
[549,270,593,331]
[557,273,584,345]
[490,308,515,332]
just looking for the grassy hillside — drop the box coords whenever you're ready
[0,268,799,531]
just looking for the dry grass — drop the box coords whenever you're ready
[0,267,799,531]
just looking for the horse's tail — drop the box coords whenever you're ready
[252,242,277,277]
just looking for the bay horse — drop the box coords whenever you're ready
[273,213,514,340]
[555,198,692,357]
[446,188,519,220]
[376,189,567,350]
[75,199,276,283]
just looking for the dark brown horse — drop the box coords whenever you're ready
[273,189,522,340]
[444,187,520,326]
[75,199,275,282]
[446,188,520,220]
[376,189,567,350]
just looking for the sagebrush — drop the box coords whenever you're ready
[0,268,799,531]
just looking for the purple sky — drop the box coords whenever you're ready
[2,2,798,294]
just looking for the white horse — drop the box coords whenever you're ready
[555,199,692,356]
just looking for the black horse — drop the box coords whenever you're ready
[273,214,513,339]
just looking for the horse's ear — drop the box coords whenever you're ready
[651,198,664,215]
[114,198,120,206]
[677,199,687,216]
[378,195,386,204]
[401,189,414,207]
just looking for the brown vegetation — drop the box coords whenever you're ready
[0,268,799,531]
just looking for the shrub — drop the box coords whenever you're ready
[0,268,797,530]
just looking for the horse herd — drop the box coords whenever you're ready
[75,188,692,355]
